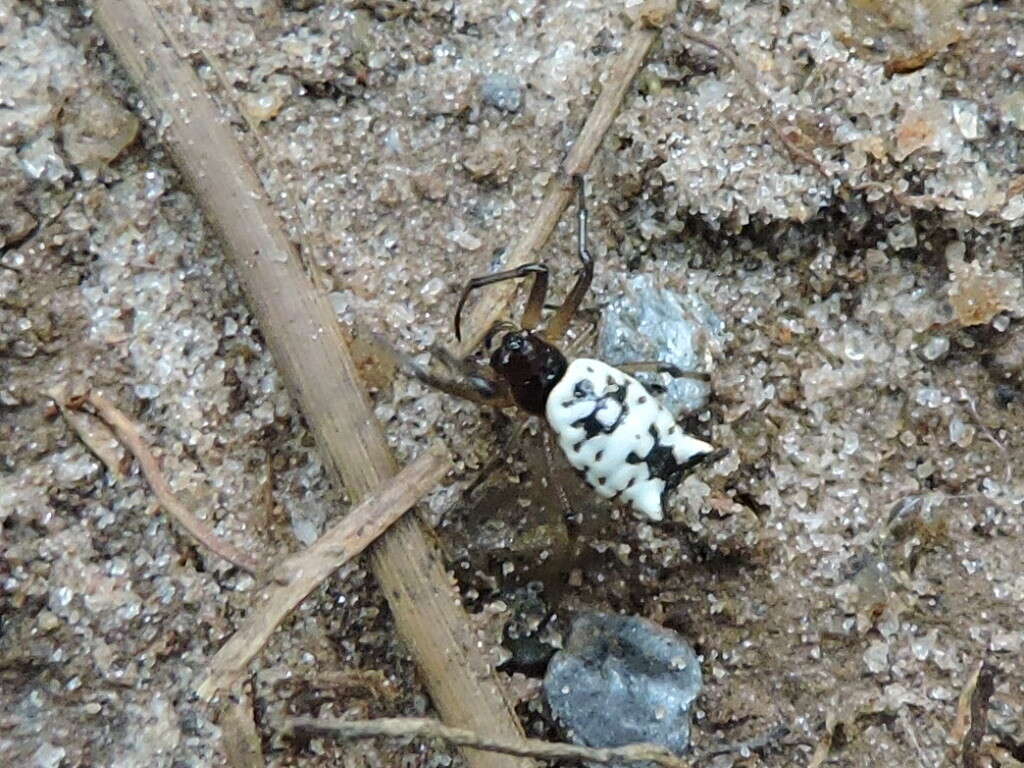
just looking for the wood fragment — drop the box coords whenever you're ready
[196,446,452,701]
[283,716,693,768]
[47,388,125,479]
[697,724,790,760]
[807,709,838,768]
[948,658,996,768]
[219,688,264,768]
[897,707,931,768]
[456,3,679,355]
[678,30,832,182]
[74,391,264,575]
[88,3,538,765]
[986,745,1024,768]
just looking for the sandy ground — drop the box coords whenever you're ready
[2,0,1024,766]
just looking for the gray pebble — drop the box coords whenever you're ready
[544,612,702,762]
[481,73,523,113]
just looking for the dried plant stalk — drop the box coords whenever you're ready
[284,716,693,768]
[220,690,264,768]
[196,447,451,700]
[457,1,679,355]
[79,391,264,575]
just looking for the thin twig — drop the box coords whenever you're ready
[72,391,264,575]
[283,717,694,768]
[897,708,931,768]
[457,1,679,355]
[696,724,790,759]
[948,658,996,768]
[219,684,264,768]
[678,29,832,182]
[196,445,452,701]
[47,387,126,479]
[962,390,1012,485]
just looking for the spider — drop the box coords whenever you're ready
[405,176,718,521]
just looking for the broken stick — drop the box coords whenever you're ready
[456,0,680,355]
[72,391,264,575]
[284,716,693,768]
[197,446,451,700]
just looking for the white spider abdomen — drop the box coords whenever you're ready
[544,358,713,521]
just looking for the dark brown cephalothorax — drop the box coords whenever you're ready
[400,176,717,521]
[490,330,568,415]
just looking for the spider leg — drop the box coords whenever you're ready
[398,349,513,406]
[429,343,478,375]
[454,263,549,342]
[544,175,594,342]
[429,342,518,390]
[616,361,711,382]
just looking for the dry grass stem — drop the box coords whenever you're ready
[679,29,832,181]
[219,689,264,768]
[283,717,693,768]
[457,2,678,355]
[948,658,995,768]
[73,391,264,575]
[47,387,125,479]
[196,446,452,702]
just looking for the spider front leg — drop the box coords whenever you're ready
[398,348,513,407]
[454,263,550,342]
[544,175,594,342]
[616,361,711,382]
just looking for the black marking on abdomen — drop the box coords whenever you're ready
[574,413,607,439]
[571,383,631,438]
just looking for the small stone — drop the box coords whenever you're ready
[948,253,1021,327]
[623,0,676,28]
[948,416,975,448]
[60,89,139,173]
[990,631,1022,652]
[910,629,937,660]
[449,230,482,251]
[18,135,70,183]
[411,169,447,201]
[240,87,286,124]
[420,277,445,298]
[887,222,917,250]
[1,205,36,248]
[463,136,513,183]
[36,609,60,632]
[920,336,949,361]
[951,100,980,140]
[1000,91,1024,130]
[373,176,402,207]
[32,743,66,768]
[894,106,941,160]
[544,613,702,760]
[864,639,890,674]
[481,73,523,113]
[1001,195,1024,222]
